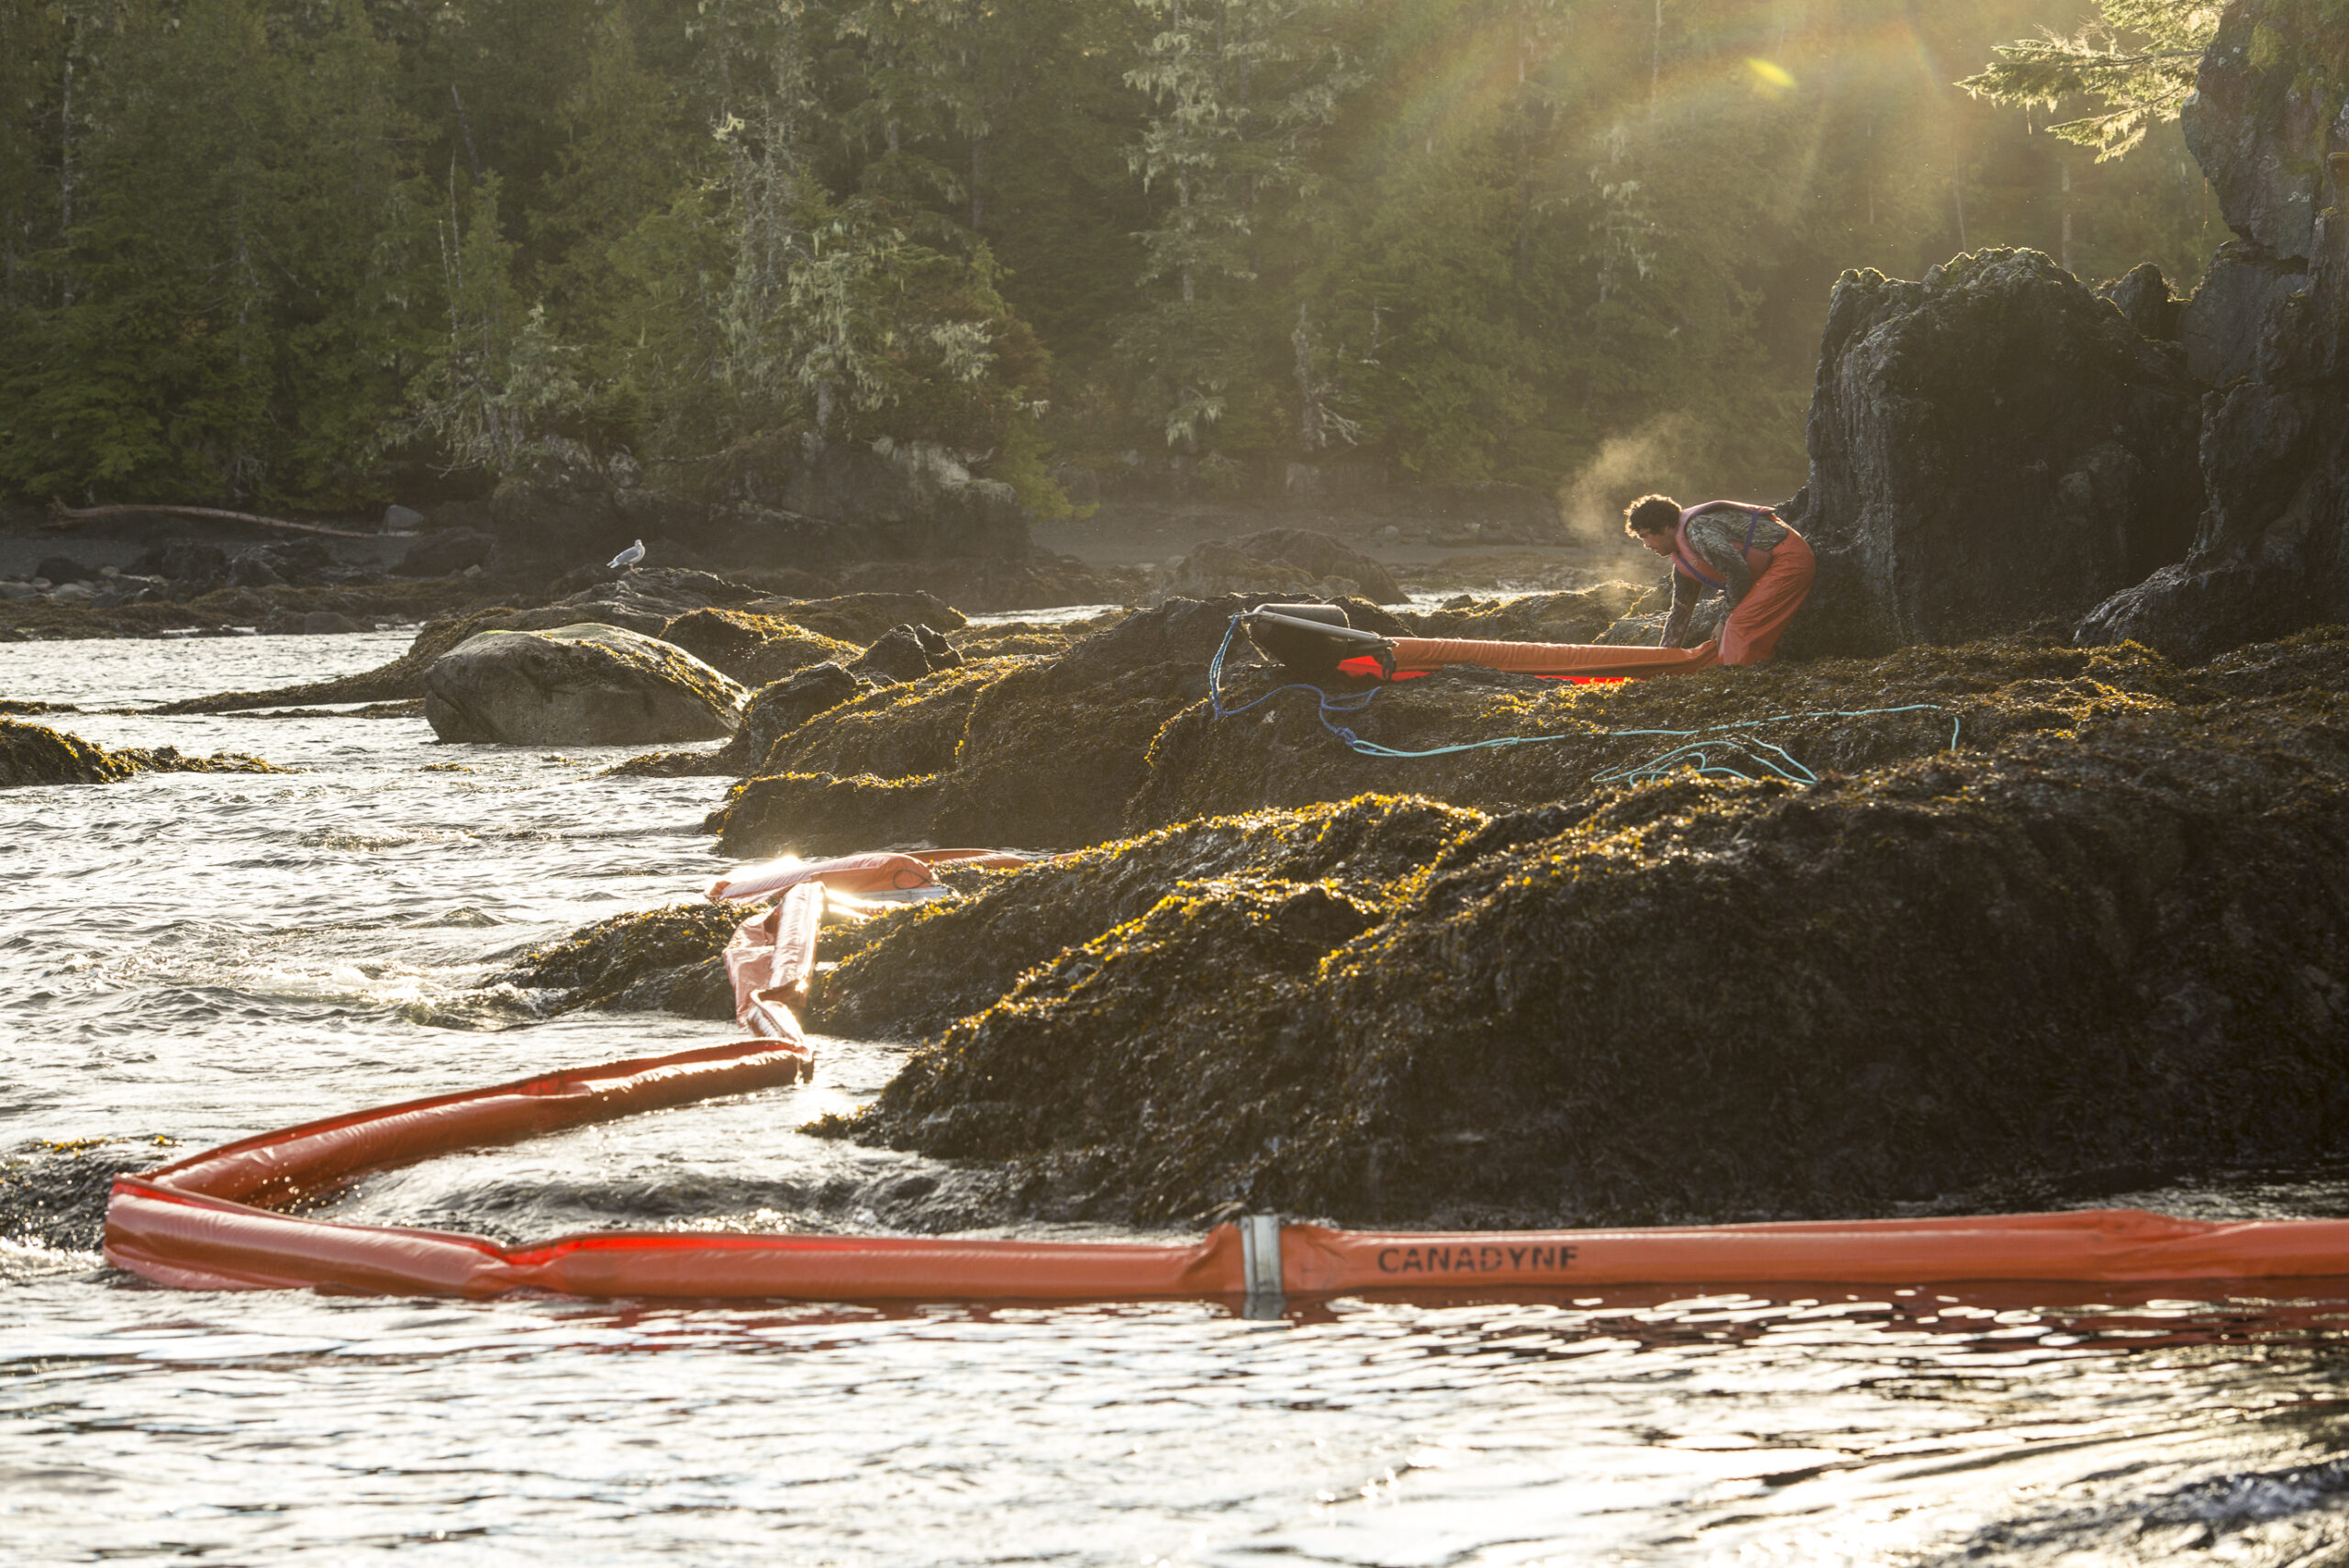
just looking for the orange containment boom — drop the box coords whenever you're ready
[105,1031,2349,1299]
[1341,638,1721,682]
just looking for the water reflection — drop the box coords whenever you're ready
[6,1281,2349,1563]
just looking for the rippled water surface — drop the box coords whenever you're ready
[8,634,2349,1565]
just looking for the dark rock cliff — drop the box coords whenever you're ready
[2079,0,2349,662]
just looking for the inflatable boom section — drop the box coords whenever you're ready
[102,851,2349,1304]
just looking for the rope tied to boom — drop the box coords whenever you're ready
[1207,611,1960,785]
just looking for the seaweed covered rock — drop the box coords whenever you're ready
[706,589,2233,857]
[658,608,858,687]
[3,720,139,785]
[926,597,1251,847]
[812,795,1482,1042]
[828,639,2349,1228]
[744,591,967,645]
[736,662,866,761]
[0,719,284,787]
[709,597,1246,854]
[1793,249,2204,656]
[949,620,1089,662]
[1133,629,2188,832]
[755,660,1002,784]
[605,660,871,779]
[711,772,949,860]
[423,623,747,745]
[493,902,741,1018]
[1237,529,1407,603]
[845,622,961,685]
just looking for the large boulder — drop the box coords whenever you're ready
[423,623,747,745]
[1787,248,2204,656]
[1232,529,1407,603]
[733,662,865,766]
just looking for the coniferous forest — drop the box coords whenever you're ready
[0,0,2221,515]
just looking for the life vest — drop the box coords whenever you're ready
[1674,502,1782,590]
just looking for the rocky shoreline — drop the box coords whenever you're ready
[493,622,2349,1229]
[16,0,2349,1249]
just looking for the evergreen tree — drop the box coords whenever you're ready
[1962,1,2223,161]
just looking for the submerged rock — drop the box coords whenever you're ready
[816,631,2349,1228]
[494,903,741,1018]
[423,623,746,745]
[0,719,285,787]
[2,1140,179,1251]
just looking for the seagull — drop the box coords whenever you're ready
[608,539,646,572]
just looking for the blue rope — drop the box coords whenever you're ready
[1207,614,1961,784]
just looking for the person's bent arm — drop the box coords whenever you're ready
[1661,570,1698,648]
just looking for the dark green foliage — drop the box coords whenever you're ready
[0,0,2232,509]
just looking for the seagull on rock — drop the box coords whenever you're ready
[608,539,646,572]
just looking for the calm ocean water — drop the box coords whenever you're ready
[6,632,2349,1564]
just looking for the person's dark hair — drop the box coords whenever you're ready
[1623,494,1681,539]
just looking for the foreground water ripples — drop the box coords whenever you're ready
[8,633,2349,1564]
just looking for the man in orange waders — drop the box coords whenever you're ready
[1623,494,1816,665]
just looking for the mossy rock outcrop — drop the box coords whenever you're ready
[704,595,2237,858]
[818,635,2349,1227]
[745,590,967,645]
[710,596,1250,856]
[658,608,859,687]
[424,623,747,745]
[0,719,284,787]
[516,627,2349,1229]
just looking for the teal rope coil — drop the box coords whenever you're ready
[1208,614,1961,784]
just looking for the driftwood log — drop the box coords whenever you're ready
[44,501,371,540]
